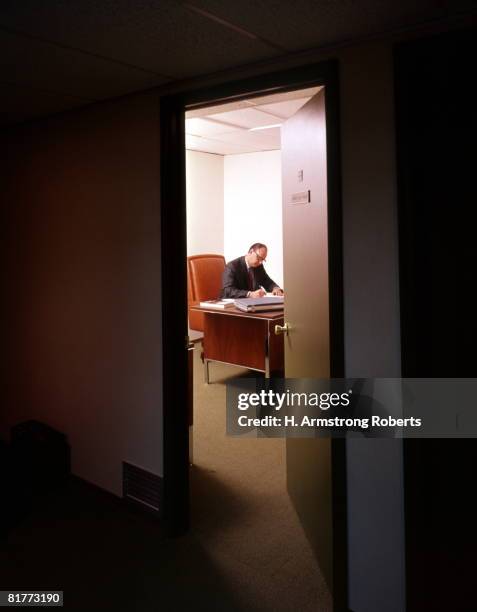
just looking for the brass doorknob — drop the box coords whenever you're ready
[275,323,290,336]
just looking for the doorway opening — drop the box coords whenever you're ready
[186,86,332,610]
[160,60,346,611]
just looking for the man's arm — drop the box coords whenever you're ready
[221,264,249,298]
[256,266,282,294]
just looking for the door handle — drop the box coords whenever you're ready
[275,323,290,336]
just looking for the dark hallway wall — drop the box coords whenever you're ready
[1,91,163,495]
[339,41,404,612]
[1,35,405,609]
[395,28,477,612]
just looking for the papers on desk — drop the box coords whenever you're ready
[199,299,235,309]
[234,297,284,312]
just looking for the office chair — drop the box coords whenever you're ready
[187,254,226,332]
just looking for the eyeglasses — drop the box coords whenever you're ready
[254,251,266,263]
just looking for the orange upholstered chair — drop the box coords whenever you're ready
[187,254,226,332]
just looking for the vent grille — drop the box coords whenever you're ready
[122,462,162,513]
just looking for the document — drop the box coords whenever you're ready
[234,297,284,312]
[199,299,235,309]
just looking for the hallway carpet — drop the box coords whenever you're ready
[0,345,331,611]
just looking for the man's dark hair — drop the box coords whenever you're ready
[248,242,267,253]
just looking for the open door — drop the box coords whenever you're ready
[281,89,334,590]
[160,60,343,591]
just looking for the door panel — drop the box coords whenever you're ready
[281,89,333,590]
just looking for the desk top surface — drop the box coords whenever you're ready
[190,303,284,321]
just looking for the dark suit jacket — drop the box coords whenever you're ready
[221,256,279,298]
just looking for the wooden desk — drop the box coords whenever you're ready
[190,304,284,383]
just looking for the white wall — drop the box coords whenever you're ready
[224,150,283,288]
[186,150,224,256]
[1,92,163,496]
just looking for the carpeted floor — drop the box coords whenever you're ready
[189,342,332,612]
[0,344,331,611]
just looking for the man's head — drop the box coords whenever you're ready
[245,243,268,268]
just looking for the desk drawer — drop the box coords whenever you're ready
[204,314,267,371]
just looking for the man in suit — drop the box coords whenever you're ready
[221,243,284,299]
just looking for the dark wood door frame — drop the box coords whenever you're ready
[159,59,348,610]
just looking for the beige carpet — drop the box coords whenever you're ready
[189,343,332,612]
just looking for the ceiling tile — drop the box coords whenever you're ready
[0,30,169,101]
[186,87,321,119]
[187,0,476,53]
[220,128,281,151]
[186,134,253,155]
[187,99,254,118]
[0,0,280,79]
[186,117,242,137]
[207,107,283,129]
[256,98,311,120]
[246,87,321,106]
[185,86,318,154]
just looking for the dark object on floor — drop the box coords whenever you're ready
[10,420,71,498]
[0,440,32,533]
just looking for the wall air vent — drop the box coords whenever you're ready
[122,461,162,514]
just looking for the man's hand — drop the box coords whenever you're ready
[249,288,266,298]
[272,287,284,296]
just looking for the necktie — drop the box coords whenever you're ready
[248,268,254,291]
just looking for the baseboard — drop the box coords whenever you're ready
[71,474,164,521]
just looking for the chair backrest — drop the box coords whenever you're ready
[187,254,226,331]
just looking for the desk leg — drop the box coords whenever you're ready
[188,341,194,464]
[189,425,194,465]
[204,359,210,384]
